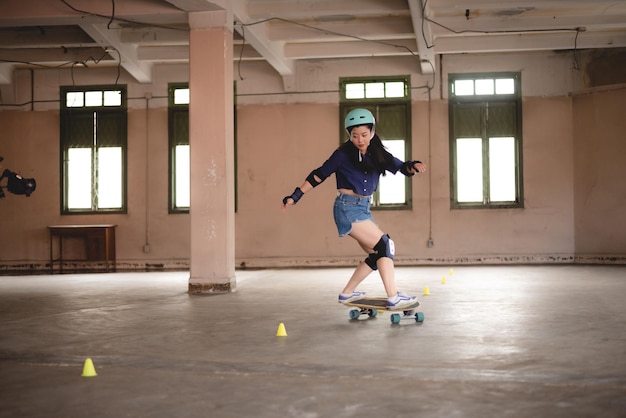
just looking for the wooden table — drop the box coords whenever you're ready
[48,224,117,273]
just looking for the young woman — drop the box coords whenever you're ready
[281,108,426,309]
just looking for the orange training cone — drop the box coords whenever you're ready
[276,323,288,337]
[81,358,97,377]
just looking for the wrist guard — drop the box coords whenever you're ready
[283,187,304,205]
[400,160,422,176]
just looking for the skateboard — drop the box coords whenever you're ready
[343,297,425,324]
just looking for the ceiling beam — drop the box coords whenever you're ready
[434,30,626,54]
[247,0,408,20]
[0,47,114,65]
[232,0,294,77]
[267,16,414,43]
[429,13,626,35]
[0,0,186,27]
[0,26,94,48]
[408,0,435,75]
[285,39,418,60]
[137,44,263,62]
[79,23,152,83]
[120,28,189,45]
[162,0,226,13]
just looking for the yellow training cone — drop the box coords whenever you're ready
[276,323,288,337]
[423,286,430,296]
[441,276,447,284]
[81,358,97,377]
[449,268,455,276]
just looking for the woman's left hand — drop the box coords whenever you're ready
[412,162,427,174]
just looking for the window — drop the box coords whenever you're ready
[60,86,127,213]
[340,77,412,209]
[168,83,190,213]
[449,73,523,209]
[168,82,239,213]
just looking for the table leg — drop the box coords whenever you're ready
[59,237,63,274]
[105,229,110,272]
[49,232,53,274]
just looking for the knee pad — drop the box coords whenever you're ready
[364,254,378,270]
[375,234,395,259]
[365,234,395,269]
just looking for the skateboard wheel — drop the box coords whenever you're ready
[415,312,425,322]
[349,309,361,320]
[390,313,401,324]
[368,309,378,318]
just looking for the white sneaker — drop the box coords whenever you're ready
[386,293,418,309]
[338,291,366,304]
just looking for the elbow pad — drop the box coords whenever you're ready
[306,168,327,188]
[400,160,421,177]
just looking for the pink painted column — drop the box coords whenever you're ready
[188,10,236,293]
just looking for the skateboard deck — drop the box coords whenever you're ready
[343,297,424,324]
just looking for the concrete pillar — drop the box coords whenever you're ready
[188,10,236,294]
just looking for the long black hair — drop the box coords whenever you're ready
[340,126,394,175]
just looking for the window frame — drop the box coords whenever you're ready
[60,85,128,214]
[168,82,239,213]
[168,82,190,214]
[339,76,413,210]
[448,72,524,210]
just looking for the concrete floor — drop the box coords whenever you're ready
[1,265,625,418]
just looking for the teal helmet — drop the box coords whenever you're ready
[344,108,375,133]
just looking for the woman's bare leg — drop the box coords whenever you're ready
[341,261,373,294]
[346,220,399,297]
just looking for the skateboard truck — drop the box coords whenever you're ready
[390,310,425,325]
[349,307,379,320]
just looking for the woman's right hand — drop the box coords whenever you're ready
[281,197,295,211]
[282,187,303,210]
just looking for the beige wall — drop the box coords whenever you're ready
[1,50,625,272]
[573,87,626,260]
[0,106,191,270]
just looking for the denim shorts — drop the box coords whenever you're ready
[333,192,374,237]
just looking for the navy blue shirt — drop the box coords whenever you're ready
[316,146,405,196]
